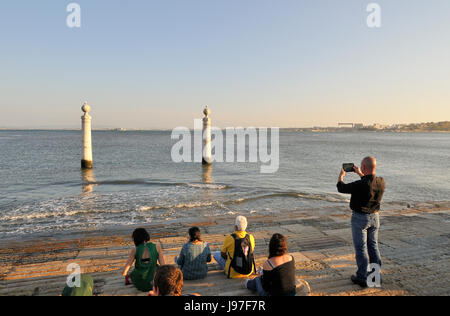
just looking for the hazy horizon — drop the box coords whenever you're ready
[1,120,448,130]
[1,0,449,129]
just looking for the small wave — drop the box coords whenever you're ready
[137,191,349,212]
[227,191,349,205]
[185,183,228,190]
[139,201,218,212]
[93,180,174,186]
[296,192,350,203]
[0,208,125,222]
[1,209,88,222]
[88,179,229,190]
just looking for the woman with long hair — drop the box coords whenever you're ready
[245,233,296,296]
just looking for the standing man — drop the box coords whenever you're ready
[337,156,386,287]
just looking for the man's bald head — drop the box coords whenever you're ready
[361,156,377,175]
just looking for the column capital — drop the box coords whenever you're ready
[82,101,91,114]
[203,106,210,118]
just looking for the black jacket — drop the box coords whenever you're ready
[337,175,386,214]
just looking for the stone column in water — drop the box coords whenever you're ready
[202,106,212,165]
[81,102,93,169]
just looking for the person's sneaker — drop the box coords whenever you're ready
[243,279,250,289]
[351,275,368,288]
[256,266,263,275]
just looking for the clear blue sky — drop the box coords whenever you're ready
[0,0,449,129]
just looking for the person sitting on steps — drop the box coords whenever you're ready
[213,215,256,279]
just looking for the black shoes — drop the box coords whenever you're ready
[351,275,368,288]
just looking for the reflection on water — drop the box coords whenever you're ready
[202,164,213,184]
[81,168,97,194]
[201,164,214,200]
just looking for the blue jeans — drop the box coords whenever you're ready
[213,251,226,270]
[246,276,268,296]
[351,212,382,281]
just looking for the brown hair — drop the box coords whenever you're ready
[189,227,202,242]
[268,233,288,259]
[132,228,150,247]
[153,265,183,296]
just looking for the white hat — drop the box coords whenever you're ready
[235,216,248,231]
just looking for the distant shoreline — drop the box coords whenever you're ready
[2,121,450,132]
[1,128,449,133]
